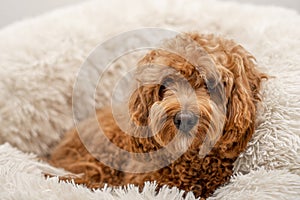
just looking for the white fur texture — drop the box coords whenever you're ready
[0,0,299,199]
[1,143,299,200]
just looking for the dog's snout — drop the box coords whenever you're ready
[173,111,198,132]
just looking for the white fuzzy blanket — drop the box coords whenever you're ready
[0,0,299,199]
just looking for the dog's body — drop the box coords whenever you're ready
[50,33,266,198]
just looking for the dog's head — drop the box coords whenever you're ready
[128,33,265,159]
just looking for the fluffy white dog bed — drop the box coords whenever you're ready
[0,0,299,199]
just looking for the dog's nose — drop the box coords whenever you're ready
[173,111,198,133]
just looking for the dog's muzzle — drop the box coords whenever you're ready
[173,111,198,133]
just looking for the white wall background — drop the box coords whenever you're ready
[0,0,83,28]
[0,0,299,29]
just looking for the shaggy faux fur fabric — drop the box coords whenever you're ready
[1,143,299,200]
[0,0,299,199]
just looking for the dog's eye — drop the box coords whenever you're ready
[158,77,174,100]
[158,85,166,100]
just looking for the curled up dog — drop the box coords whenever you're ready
[49,33,267,199]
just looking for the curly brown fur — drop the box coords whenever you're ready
[49,33,267,198]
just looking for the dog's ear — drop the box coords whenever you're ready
[128,84,160,126]
[128,85,163,154]
[216,46,266,159]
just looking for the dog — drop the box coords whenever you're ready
[49,33,266,198]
